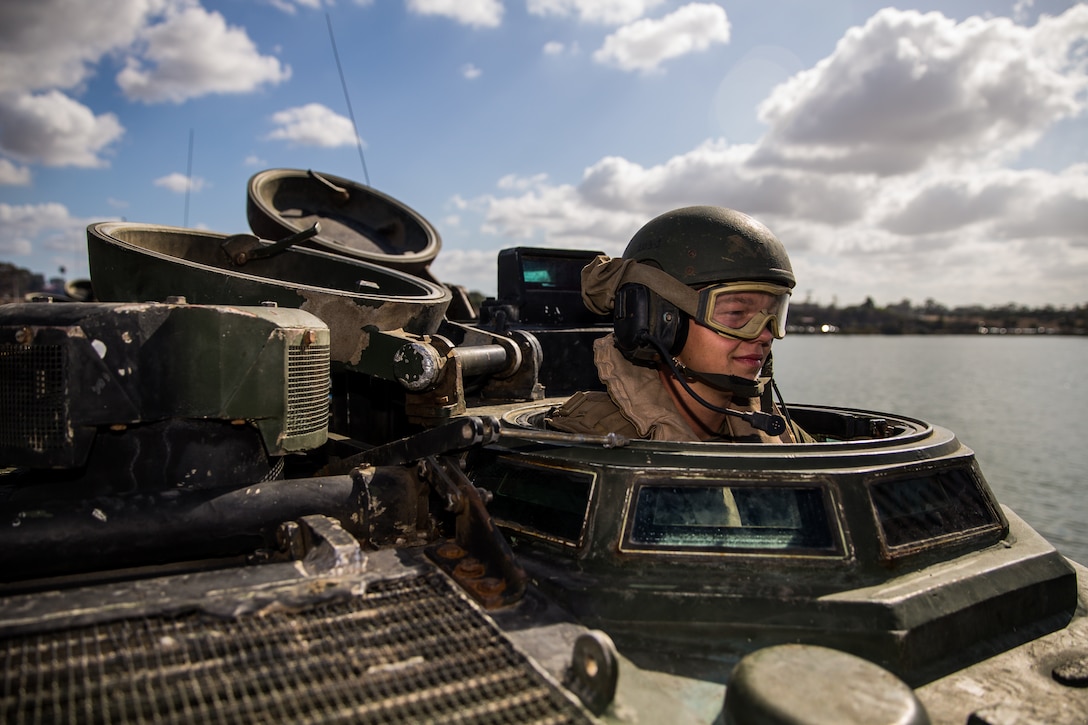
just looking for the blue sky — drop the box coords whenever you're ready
[2,0,1086,306]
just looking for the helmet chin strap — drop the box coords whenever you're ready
[670,359,764,399]
[640,336,785,436]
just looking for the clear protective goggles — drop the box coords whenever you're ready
[694,282,791,340]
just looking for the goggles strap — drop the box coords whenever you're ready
[581,256,700,317]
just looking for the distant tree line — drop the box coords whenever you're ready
[788,297,1088,335]
[0,263,50,303]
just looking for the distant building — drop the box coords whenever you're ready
[0,263,45,303]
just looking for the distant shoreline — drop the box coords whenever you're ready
[787,300,1086,336]
[787,329,1085,336]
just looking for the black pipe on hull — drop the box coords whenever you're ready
[0,467,427,583]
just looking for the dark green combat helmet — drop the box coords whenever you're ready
[623,206,795,289]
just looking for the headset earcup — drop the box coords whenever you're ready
[612,283,649,361]
[667,307,688,355]
[614,283,687,364]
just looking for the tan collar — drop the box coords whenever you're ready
[594,335,698,440]
[595,334,788,443]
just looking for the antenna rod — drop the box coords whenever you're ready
[326,12,370,186]
[184,128,194,227]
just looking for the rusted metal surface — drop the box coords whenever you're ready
[0,557,593,724]
[86,221,451,349]
[423,454,529,609]
[0,301,330,475]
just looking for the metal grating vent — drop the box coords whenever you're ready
[1,571,592,724]
[871,467,1004,555]
[0,343,68,453]
[286,343,330,437]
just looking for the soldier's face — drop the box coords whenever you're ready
[679,319,773,380]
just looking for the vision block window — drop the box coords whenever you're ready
[520,254,586,290]
[472,458,594,545]
[871,467,1003,550]
[627,484,836,554]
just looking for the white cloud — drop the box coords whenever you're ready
[0,236,33,257]
[527,0,665,25]
[878,172,1023,236]
[0,202,93,260]
[0,158,32,185]
[265,104,360,147]
[473,149,1088,305]
[266,0,302,14]
[0,0,156,95]
[266,0,370,14]
[428,247,500,297]
[0,0,289,105]
[479,142,867,252]
[0,0,289,168]
[498,172,550,191]
[997,165,1088,240]
[1013,0,1035,24]
[406,0,503,28]
[870,166,1088,241]
[543,40,581,57]
[475,155,1088,304]
[116,4,291,103]
[593,3,731,73]
[753,7,1088,175]
[244,154,267,166]
[468,6,1088,306]
[480,174,645,254]
[154,172,206,193]
[581,141,868,223]
[0,91,124,167]
[462,63,483,80]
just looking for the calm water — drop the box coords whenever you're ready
[773,335,1088,565]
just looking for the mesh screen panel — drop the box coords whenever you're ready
[286,343,330,438]
[2,572,590,724]
[0,343,68,452]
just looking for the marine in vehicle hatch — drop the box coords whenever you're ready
[547,205,813,443]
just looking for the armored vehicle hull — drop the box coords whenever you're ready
[2,397,1085,723]
[87,221,451,369]
[1,171,1085,723]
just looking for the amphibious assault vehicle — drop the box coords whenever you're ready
[1,169,1085,724]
